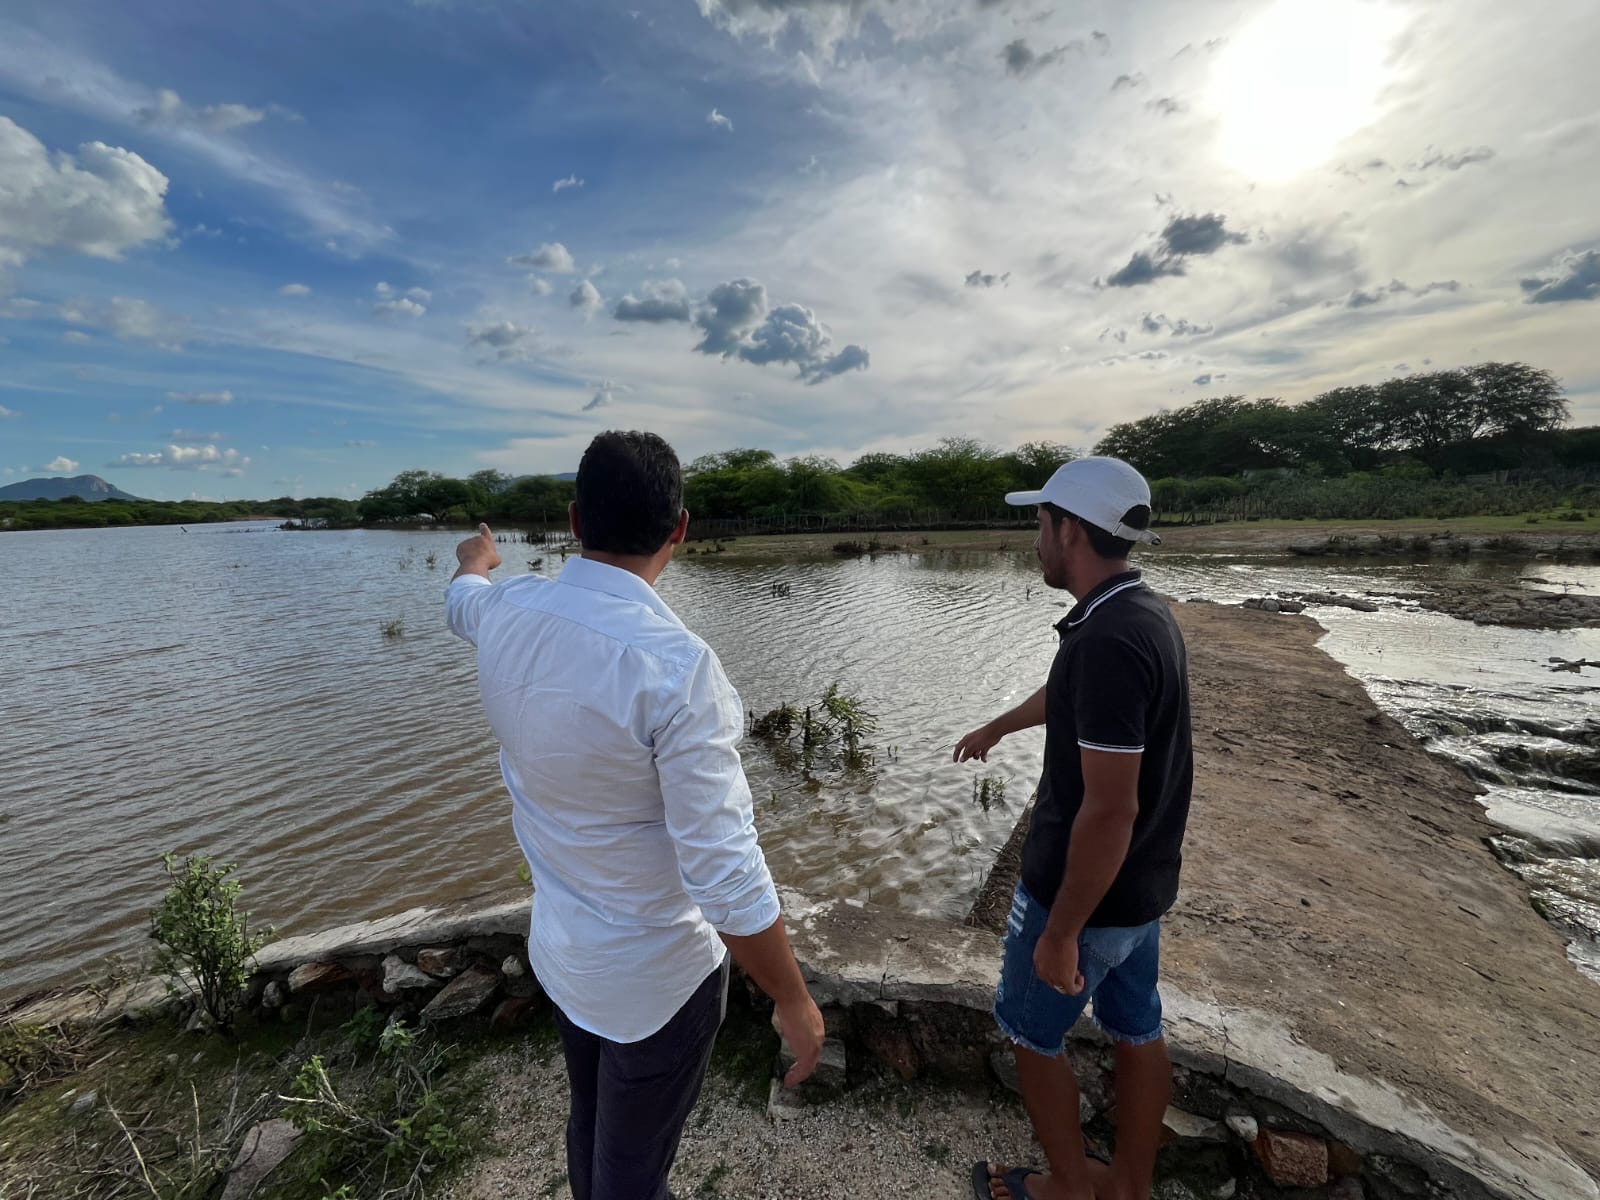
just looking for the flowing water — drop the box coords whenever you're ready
[1,522,1595,998]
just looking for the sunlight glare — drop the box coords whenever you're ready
[1208,0,1404,183]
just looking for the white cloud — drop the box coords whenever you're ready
[569,278,603,317]
[279,282,312,296]
[688,277,870,383]
[111,444,251,473]
[584,379,630,412]
[529,277,554,296]
[61,330,93,345]
[343,439,378,447]
[613,278,693,323]
[0,405,17,418]
[507,243,576,273]
[0,33,389,249]
[467,319,539,361]
[133,87,270,134]
[54,295,185,347]
[376,281,431,303]
[707,108,734,132]
[168,429,225,444]
[373,283,429,318]
[552,174,584,194]
[45,456,79,473]
[0,116,171,271]
[166,389,234,406]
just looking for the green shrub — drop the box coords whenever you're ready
[282,1019,466,1199]
[149,853,273,1031]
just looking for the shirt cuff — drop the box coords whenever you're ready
[447,572,492,593]
[706,876,782,939]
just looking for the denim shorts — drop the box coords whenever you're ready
[993,882,1164,1055]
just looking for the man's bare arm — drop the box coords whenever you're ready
[721,920,826,1088]
[1046,749,1142,939]
[953,685,1046,763]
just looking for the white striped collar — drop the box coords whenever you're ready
[1061,572,1144,630]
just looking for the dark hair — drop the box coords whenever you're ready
[575,431,684,555]
[1042,502,1135,559]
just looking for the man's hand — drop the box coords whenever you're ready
[774,994,826,1088]
[953,721,1003,763]
[453,523,501,579]
[1033,928,1085,997]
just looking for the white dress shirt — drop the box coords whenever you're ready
[445,556,780,1042]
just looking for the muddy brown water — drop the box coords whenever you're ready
[2,522,1595,997]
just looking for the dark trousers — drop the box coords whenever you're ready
[552,959,729,1200]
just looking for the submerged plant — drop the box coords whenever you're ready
[971,773,1008,814]
[751,685,879,779]
[380,618,405,639]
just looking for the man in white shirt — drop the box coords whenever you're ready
[446,430,824,1200]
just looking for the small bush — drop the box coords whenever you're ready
[149,853,274,1031]
[381,618,405,639]
[282,1019,466,1199]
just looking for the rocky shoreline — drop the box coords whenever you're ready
[1286,530,1599,560]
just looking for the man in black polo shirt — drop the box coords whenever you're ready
[957,456,1193,1200]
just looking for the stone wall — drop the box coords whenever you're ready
[12,886,1580,1200]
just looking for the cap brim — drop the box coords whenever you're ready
[1004,490,1048,507]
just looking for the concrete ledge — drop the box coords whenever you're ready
[9,885,1595,1200]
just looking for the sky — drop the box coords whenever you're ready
[1,0,1598,501]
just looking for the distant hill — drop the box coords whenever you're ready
[0,475,144,502]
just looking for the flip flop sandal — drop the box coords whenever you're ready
[968,1161,1044,1199]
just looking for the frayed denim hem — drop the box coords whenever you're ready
[1093,1014,1164,1047]
[993,1007,1068,1059]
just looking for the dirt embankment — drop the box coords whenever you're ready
[973,600,1600,1182]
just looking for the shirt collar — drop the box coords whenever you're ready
[1057,569,1144,633]
[558,556,686,629]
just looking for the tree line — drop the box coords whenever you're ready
[1097,361,1591,479]
[5,361,1594,534]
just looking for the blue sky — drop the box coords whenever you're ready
[2,0,1598,500]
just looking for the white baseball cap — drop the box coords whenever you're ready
[1004,455,1162,545]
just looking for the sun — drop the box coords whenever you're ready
[1207,0,1406,183]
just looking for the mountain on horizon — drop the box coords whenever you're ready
[0,475,144,502]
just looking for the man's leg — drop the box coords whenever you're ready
[1107,1037,1171,1200]
[1090,921,1169,1200]
[1005,1045,1095,1200]
[551,1003,603,1200]
[984,884,1113,1200]
[591,960,728,1199]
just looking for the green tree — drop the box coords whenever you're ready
[1000,441,1077,491]
[468,469,512,497]
[900,437,1011,516]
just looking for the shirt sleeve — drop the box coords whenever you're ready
[653,648,781,938]
[444,574,494,645]
[1069,633,1154,754]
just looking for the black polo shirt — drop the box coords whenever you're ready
[1019,570,1194,928]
